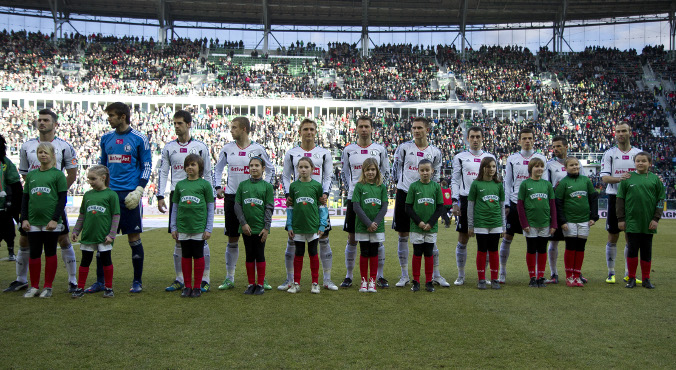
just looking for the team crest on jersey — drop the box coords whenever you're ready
[297,197,315,205]
[570,191,587,199]
[181,196,201,204]
[370,150,379,157]
[87,205,106,214]
[124,144,132,152]
[244,198,264,206]
[530,193,547,200]
[482,195,500,203]
[190,148,198,154]
[31,187,51,195]
[418,198,434,205]
[364,198,381,206]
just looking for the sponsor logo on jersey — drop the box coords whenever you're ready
[408,165,418,171]
[313,167,320,176]
[570,191,587,198]
[239,151,246,156]
[614,169,635,175]
[172,164,184,171]
[417,198,435,205]
[181,195,201,204]
[116,139,123,144]
[364,197,382,206]
[466,171,478,177]
[296,197,315,205]
[244,198,264,206]
[108,154,131,164]
[230,166,250,174]
[353,165,362,170]
[516,174,529,180]
[622,155,629,160]
[180,148,187,153]
[72,158,77,165]
[31,187,51,195]
[529,193,548,200]
[29,164,40,170]
[304,153,312,157]
[87,205,106,214]
[417,152,424,157]
[523,161,529,165]
[124,144,132,152]
[361,150,368,154]
[474,158,481,162]
[482,195,500,203]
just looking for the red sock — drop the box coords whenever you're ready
[103,265,113,289]
[246,261,256,285]
[424,256,433,283]
[310,254,319,284]
[29,258,41,289]
[194,257,205,288]
[181,257,193,288]
[640,260,651,281]
[627,257,639,279]
[476,251,487,281]
[256,261,266,286]
[574,251,584,278]
[369,256,378,282]
[44,255,57,289]
[489,251,499,281]
[564,249,574,279]
[293,255,303,284]
[412,255,422,282]
[78,266,89,289]
[536,252,547,279]
[359,255,368,281]
[526,253,536,278]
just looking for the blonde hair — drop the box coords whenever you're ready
[357,157,383,186]
[88,165,110,187]
[36,142,56,167]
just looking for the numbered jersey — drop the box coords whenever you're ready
[451,150,496,199]
[19,137,77,175]
[504,151,547,205]
[392,141,442,192]
[214,141,275,195]
[600,146,642,195]
[341,142,390,199]
[157,138,214,195]
[282,145,334,195]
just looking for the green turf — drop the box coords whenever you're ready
[1,221,675,368]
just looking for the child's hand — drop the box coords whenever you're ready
[562,223,569,231]
[242,224,252,236]
[588,220,596,227]
[71,233,79,243]
[549,228,556,236]
[21,220,30,232]
[203,231,211,240]
[317,230,324,238]
[618,221,625,231]
[423,223,432,231]
[418,221,426,229]
[287,230,295,239]
[368,222,378,232]
[104,236,114,245]
[523,226,530,234]
[649,220,659,230]
[468,229,475,238]
[171,231,178,240]
[46,220,57,231]
[216,188,225,199]
[259,229,269,242]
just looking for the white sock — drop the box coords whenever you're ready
[225,242,239,281]
[61,244,77,284]
[398,237,409,278]
[456,242,467,278]
[499,238,512,275]
[606,242,617,274]
[624,244,629,277]
[17,248,29,283]
[285,239,295,282]
[548,241,559,276]
[319,238,332,281]
[203,242,210,284]
[377,242,385,279]
[433,244,441,279]
[345,241,357,279]
[174,243,184,284]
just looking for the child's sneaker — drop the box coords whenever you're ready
[190,288,201,298]
[367,278,377,293]
[477,280,487,290]
[277,279,293,291]
[253,284,265,295]
[24,287,39,298]
[359,278,368,293]
[181,287,192,297]
[411,280,420,292]
[566,277,576,287]
[244,284,256,295]
[491,279,501,289]
[39,288,52,298]
[425,282,435,292]
[287,282,300,293]
[311,283,320,294]
[574,277,584,287]
[71,288,85,298]
[103,288,114,298]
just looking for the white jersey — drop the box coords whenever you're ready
[340,142,390,199]
[214,141,275,195]
[391,140,442,192]
[282,145,334,195]
[600,146,642,195]
[545,157,568,188]
[157,138,214,196]
[451,150,496,199]
[504,150,547,205]
[19,137,78,175]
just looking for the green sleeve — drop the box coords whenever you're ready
[172,185,180,203]
[499,183,505,202]
[405,183,415,204]
[381,184,388,205]
[205,180,215,203]
[517,180,527,201]
[587,177,596,195]
[548,182,555,199]
[555,179,565,199]
[79,193,87,214]
[265,182,274,206]
[23,172,30,194]
[468,182,477,202]
[111,191,121,215]
[56,172,67,192]
[656,176,666,202]
[352,183,362,204]
[435,183,444,205]
[617,180,626,199]
[235,181,243,204]
[4,159,20,184]
[288,182,295,205]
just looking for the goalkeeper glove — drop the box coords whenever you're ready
[124,186,144,209]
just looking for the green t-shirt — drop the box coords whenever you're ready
[288,179,323,234]
[518,178,555,228]
[235,178,274,234]
[352,182,388,233]
[467,180,505,229]
[172,178,215,234]
[1,157,20,209]
[23,167,67,226]
[555,175,596,223]
[406,180,444,233]
[617,172,666,234]
[79,188,120,245]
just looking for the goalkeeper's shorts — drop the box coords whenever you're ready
[116,190,143,235]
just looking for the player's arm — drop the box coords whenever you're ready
[503,158,513,207]
[391,145,403,184]
[600,151,619,184]
[65,168,77,189]
[432,148,442,183]
[380,147,391,188]
[282,150,293,196]
[156,145,170,200]
[213,148,227,193]
[450,154,461,202]
[138,135,152,189]
[201,144,216,190]
[261,148,276,184]
[99,136,108,166]
[18,143,28,176]
[321,152,333,197]
[63,144,78,189]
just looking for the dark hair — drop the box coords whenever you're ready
[616,121,632,130]
[634,151,652,164]
[249,156,264,167]
[467,126,483,136]
[297,156,315,169]
[0,134,6,160]
[356,116,373,127]
[300,118,317,129]
[478,157,501,183]
[418,158,433,169]
[412,116,430,128]
[552,135,567,146]
[173,110,192,124]
[184,153,204,177]
[519,127,534,138]
[38,109,58,123]
[527,157,545,175]
[232,116,251,133]
[105,102,131,124]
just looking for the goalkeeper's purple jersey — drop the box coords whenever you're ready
[100,127,152,191]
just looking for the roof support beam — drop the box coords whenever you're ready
[158,0,173,45]
[460,0,468,58]
[553,0,572,53]
[361,0,369,57]
[262,0,270,53]
[47,0,67,45]
[669,4,675,51]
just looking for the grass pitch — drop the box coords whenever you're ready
[1,220,675,368]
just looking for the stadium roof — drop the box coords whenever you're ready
[2,0,674,28]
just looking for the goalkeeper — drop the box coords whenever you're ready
[96,102,152,294]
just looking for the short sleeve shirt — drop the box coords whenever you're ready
[468,180,505,229]
[352,182,388,233]
[406,180,444,233]
[23,167,67,225]
[555,175,596,223]
[79,188,120,245]
[172,178,215,234]
[235,179,274,234]
[288,179,323,234]
[617,172,666,234]
[518,178,555,228]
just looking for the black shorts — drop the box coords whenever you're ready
[549,226,565,241]
[392,189,410,233]
[605,195,621,234]
[505,202,523,236]
[116,190,143,235]
[166,191,174,233]
[0,211,16,241]
[343,200,356,233]
[223,194,240,238]
[455,195,469,233]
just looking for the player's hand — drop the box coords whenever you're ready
[46,220,57,231]
[319,194,328,205]
[242,224,252,236]
[203,231,211,240]
[504,206,510,217]
[649,220,658,231]
[588,220,596,227]
[618,221,625,231]
[216,188,225,199]
[286,196,293,207]
[171,231,178,240]
[157,198,167,213]
[523,226,530,234]
[468,229,475,238]
[71,233,79,243]
[452,204,460,217]
[287,230,295,239]
[317,230,324,238]
[620,173,631,180]
[124,186,144,209]
[21,220,30,232]
[549,228,556,236]
[259,229,269,242]
[104,236,114,245]
[562,223,569,231]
